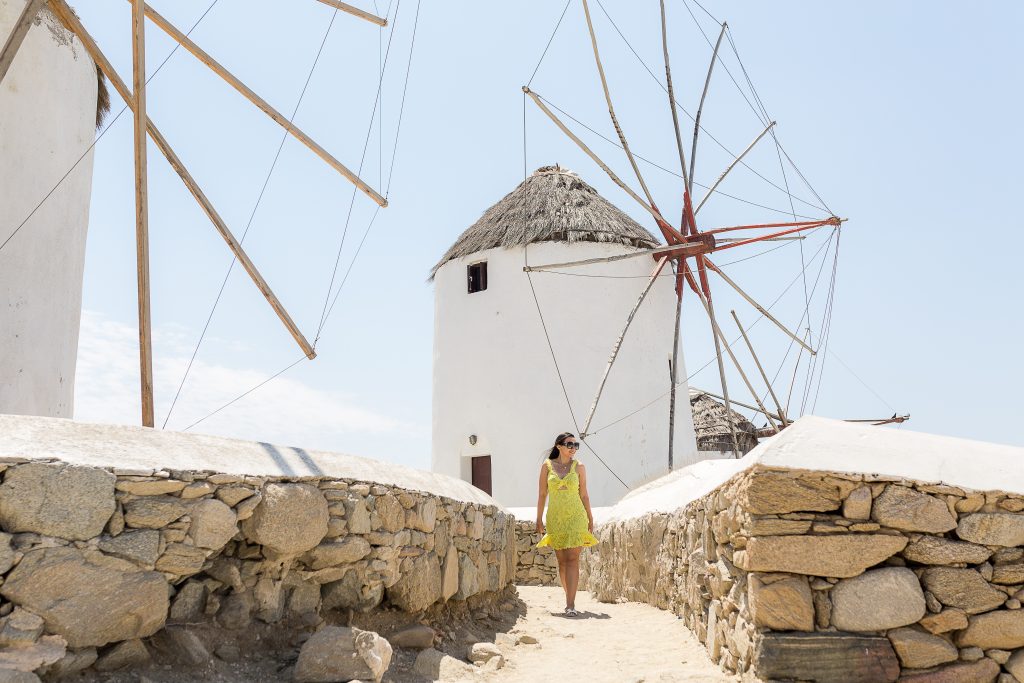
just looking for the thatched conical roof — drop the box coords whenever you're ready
[431,165,659,277]
[689,389,760,454]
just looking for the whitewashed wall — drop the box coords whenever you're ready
[432,240,699,507]
[0,2,97,418]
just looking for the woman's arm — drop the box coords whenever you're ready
[577,463,595,533]
[536,463,548,533]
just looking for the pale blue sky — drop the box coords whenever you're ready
[53,1,1024,467]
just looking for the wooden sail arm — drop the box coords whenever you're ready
[710,217,842,251]
[845,414,911,426]
[134,0,387,207]
[522,236,713,273]
[694,120,776,215]
[689,21,727,197]
[0,0,47,85]
[50,0,317,362]
[312,0,387,26]
[706,217,840,236]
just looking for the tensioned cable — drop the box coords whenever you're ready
[0,0,223,256]
[809,231,841,413]
[527,0,572,88]
[164,5,347,428]
[383,0,421,198]
[589,0,827,215]
[182,355,307,432]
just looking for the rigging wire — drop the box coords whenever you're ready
[527,0,572,88]
[0,0,224,256]
[164,4,348,428]
[810,230,841,412]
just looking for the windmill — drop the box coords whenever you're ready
[0,0,390,427]
[521,0,853,464]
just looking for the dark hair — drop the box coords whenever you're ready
[548,432,576,460]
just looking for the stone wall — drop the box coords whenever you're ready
[0,417,515,681]
[583,464,1024,682]
[513,521,558,586]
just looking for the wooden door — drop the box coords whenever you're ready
[471,455,492,495]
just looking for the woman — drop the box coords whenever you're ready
[535,432,598,617]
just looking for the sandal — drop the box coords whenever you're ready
[564,607,580,617]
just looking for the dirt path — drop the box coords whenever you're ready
[456,586,740,683]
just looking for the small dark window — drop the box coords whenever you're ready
[467,262,487,293]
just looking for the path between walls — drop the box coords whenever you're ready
[450,586,744,683]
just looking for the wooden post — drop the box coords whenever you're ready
[49,0,317,361]
[695,121,776,215]
[689,22,727,196]
[0,0,47,85]
[659,0,691,194]
[135,1,386,207]
[312,0,387,26]
[667,282,683,471]
[731,309,788,426]
[131,0,154,427]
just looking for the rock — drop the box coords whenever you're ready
[322,571,384,613]
[753,632,899,683]
[898,658,1000,683]
[843,486,873,520]
[992,563,1024,585]
[441,544,459,601]
[410,499,438,533]
[830,567,926,631]
[902,536,993,566]
[294,626,392,683]
[957,513,1024,547]
[739,472,842,514]
[454,553,480,600]
[0,672,40,683]
[235,493,262,521]
[517,633,539,645]
[747,518,813,535]
[215,486,255,507]
[748,573,814,632]
[468,642,501,664]
[46,647,98,678]
[736,534,907,578]
[189,499,238,549]
[0,634,66,672]
[288,581,322,622]
[0,463,115,540]
[0,608,44,647]
[986,649,1011,665]
[94,639,150,672]
[374,495,405,533]
[387,553,442,612]
[921,567,1006,614]
[960,646,985,661]
[887,627,958,669]
[241,484,328,555]
[115,479,187,495]
[0,548,167,648]
[152,626,210,665]
[98,529,160,567]
[217,592,253,630]
[155,543,207,576]
[1006,649,1024,681]
[388,624,434,649]
[920,609,969,634]
[0,533,13,574]
[413,648,471,679]
[215,643,241,662]
[169,581,208,624]
[871,486,956,533]
[179,482,217,499]
[303,537,372,570]
[958,610,1024,649]
[123,496,190,529]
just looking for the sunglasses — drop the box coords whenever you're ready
[561,442,580,449]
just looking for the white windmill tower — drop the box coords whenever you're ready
[431,165,700,507]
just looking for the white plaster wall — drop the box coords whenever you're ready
[432,241,699,507]
[0,2,97,418]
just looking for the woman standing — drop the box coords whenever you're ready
[536,432,598,616]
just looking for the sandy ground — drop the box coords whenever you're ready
[457,586,740,683]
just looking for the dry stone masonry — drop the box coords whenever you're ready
[582,417,1024,682]
[513,520,559,586]
[0,416,515,682]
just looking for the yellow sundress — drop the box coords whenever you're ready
[537,459,598,550]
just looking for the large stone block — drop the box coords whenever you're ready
[303,537,371,570]
[736,534,907,578]
[957,513,1024,547]
[0,463,114,540]
[441,543,459,601]
[871,486,956,533]
[887,627,958,669]
[188,499,237,550]
[830,567,926,631]
[241,483,328,555]
[454,552,480,600]
[322,571,384,613]
[123,496,189,529]
[898,658,1000,683]
[753,632,899,683]
[97,529,160,567]
[957,610,1024,649]
[0,548,167,648]
[920,567,1006,614]
[388,553,442,612]
[747,573,814,632]
[739,472,842,514]
[295,626,391,683]
[902,536,992,566]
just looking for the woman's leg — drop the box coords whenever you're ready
[554,548,568,598]
[563,547,582,610]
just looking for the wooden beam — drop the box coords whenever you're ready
[0,0,47,85]
[689,22,727,196]
[131,0,155,427]
[49,0,317,362]
[695,121,776,215]
[731,309,788,427]
[137,1,387,207]
[522,239,712,273]
[313,0,386,26]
